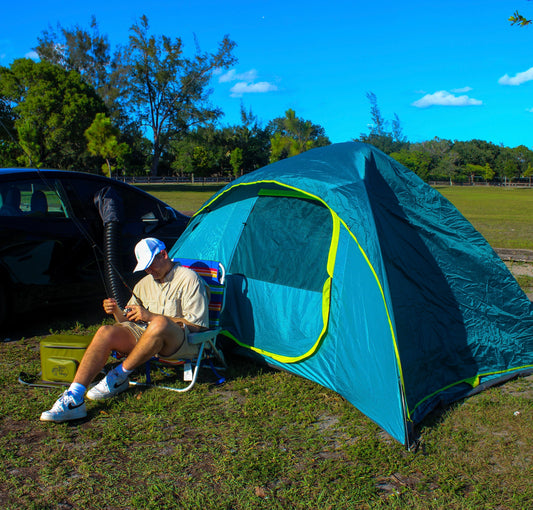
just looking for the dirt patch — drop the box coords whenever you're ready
[505,262,533,278]
[497,249,533,301]
[496,248,533,263]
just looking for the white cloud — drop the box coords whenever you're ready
[230,81,278,97]
[412,90,482,108]
[451,86,472,93]
[498,67,533,86]
[526,107,533,113]
[218,69,258,83]
[25,50,39,60]
[219,67,278,97]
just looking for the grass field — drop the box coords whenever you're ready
[1,183,532,509]
[138,183,533,250]
[436,186,533,250]
[135,183,225,216]
[2,331,532,509]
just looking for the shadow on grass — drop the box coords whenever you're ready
[223,351,278,381]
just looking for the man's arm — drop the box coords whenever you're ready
[103,298,128,323]
[171,317,208,332]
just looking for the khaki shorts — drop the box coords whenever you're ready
[119,321,200,360]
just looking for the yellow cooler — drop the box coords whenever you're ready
[40,335,92,383]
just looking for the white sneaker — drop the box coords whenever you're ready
[86,374,129,401]
[40,391,86,422]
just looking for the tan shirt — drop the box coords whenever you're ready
[128,263,209,328]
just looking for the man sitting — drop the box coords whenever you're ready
[41,238,209,422]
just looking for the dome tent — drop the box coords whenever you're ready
[169,142,533,446]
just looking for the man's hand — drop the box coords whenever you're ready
[124,304,153,323]
[103,298,121,316]
[173,317,207,332]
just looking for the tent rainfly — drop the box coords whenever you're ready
[169,142,533,446]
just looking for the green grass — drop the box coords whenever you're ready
[138,183,533,250]
[515,274,533,294]
[1,184,532,508]
[436,186,533,250]
[1,328,532,509]
[135,183,225,215]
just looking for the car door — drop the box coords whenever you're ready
[0,174,101,312]
[63,175,188,289]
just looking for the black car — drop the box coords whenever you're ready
[0,168,190,326]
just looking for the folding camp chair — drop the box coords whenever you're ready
[129,258,227,393]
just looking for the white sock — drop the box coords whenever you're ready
[67,382,86,403]
[110,363,133,383]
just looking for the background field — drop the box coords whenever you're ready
[136,183,225,216]
[0,184,532,509]
[138,183,533,250]
[436,187,533,250]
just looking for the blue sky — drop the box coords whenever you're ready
[2,0,533,148]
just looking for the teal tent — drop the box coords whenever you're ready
[169,142,533,446]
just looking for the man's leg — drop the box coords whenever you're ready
[86,316,184,401]
[40,324,136,422]
[74,324,136,387]
[121,316,185,370]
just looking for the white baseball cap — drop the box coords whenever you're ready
[133,238,166,272]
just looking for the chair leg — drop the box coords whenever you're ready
[145,361,152,384]
[208,339,228,368]
[129,342,206,393]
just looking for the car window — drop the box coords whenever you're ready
[63,177,164,225]
[121,187,164,223]
[0,180,68,218]
[60,177,107,221]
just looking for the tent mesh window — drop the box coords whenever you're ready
[229,194,332,292]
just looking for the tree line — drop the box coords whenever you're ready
[1,16,532,184]
[358,92,533,185]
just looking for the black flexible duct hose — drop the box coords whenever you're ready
[94,186,128,310]
[103,221,128,310]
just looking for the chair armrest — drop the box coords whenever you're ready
[187,328,221,345]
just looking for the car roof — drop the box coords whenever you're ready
[0,167,132,189]
[0,167,188,218]
[0,168,103,178]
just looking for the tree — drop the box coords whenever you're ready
[230,103,272,173]
[170,104,271,178]
[509,10,532,26]
[502,159,519,184]
[170,136,218,178]
[126,15,237,176]
[34,17,128,122]
[453,139,500,170]
[230,147,243,177]
[191,146,216,177]
[0,59,106,169]
[85,113,130,177]
[268,108,330,162]
[366,91,387,136]
[495,147,523,184]
[465,163,495,183]
[524,163,533,185]
[483,163,496,181]
[436,151,461,184]
[390,149,431,181]
[357,92,408,154]
[410,137,461,182]
[0,94,21,166]
[512,144,533,175]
